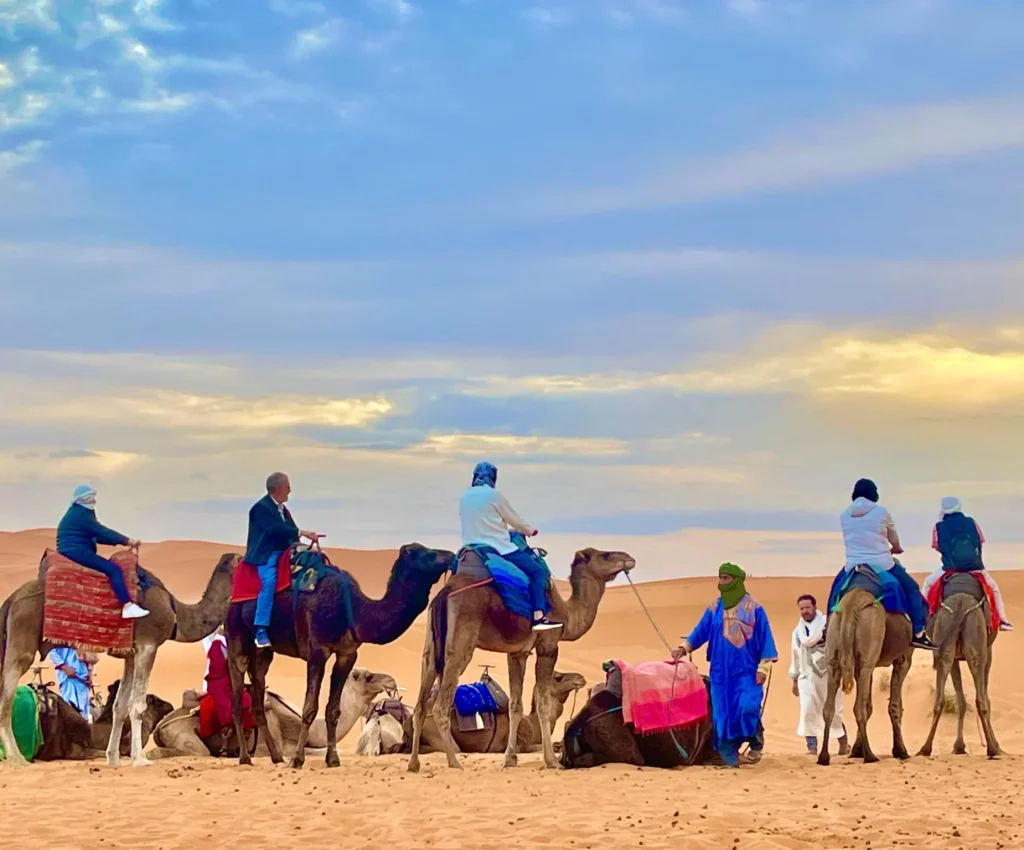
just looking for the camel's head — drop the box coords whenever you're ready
[216,552,242,576]
[347,668,398,703]
[571,548,636,583]
[552,671,587,703]
[395,543,457,584]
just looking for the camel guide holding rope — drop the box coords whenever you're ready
[246,472,321,648]
[673,563,777,767]
[57,484,148,620]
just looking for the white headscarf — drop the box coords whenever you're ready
[71,485,97,510]
[939,496,962,520]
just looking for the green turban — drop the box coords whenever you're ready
[718,562,747,609]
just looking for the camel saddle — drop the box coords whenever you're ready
[450,671,510,733]
[926,571,999,636]
[366,697,411,727]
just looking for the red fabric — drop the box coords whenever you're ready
[926,571,1000,633]
[231,549,291,603]
[200,638,255,735]
[42,548,139,656]
[612,659,709,736]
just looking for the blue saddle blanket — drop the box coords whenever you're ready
[454,531,551,621]
[453,682,499,717]
[828,564,909,618]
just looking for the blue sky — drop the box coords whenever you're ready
[3,0,1024,577]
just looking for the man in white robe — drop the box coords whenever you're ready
[789,594,847,755]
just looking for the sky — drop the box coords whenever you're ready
[3,0,1024,579]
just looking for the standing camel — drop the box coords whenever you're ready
[817,572,914,766]
[0,552,239,767]
[917,573,1001,758]
[226,543,454,769]
[407,547,635,772]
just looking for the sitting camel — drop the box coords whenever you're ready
[227,543,454,769]
[149,668,397,759]
[560,675,717,768]
[0,552,239,767]
[408,547,635,772]
[2,684,101,762]
[917,572,1002,758]
[818,568,914,766]
[91,679,174,757]
[362,670,586,756]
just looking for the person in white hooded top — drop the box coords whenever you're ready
[829,478,936,651]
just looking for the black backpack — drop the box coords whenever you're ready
[949,532,981,569]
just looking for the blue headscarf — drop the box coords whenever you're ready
[471,462,497,488]
[70,484,97,510]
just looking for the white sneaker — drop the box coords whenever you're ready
[121,602,150,619]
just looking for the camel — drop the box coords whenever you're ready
[91,679,174,756]
[560,676,717,768]
[149,668,397,759]
[817,569,914,766]
[0,551,240,767]
[366,670,586,756]
[407,547,635,772]
[917,572,1001,759]
[227,543,455,769]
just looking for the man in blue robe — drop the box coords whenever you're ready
[48,647,93,720]
[674,563,777,767]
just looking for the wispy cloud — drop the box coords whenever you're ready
[523,7,573,30]
[0,139,45,174]
[525,98,1024,216]
[367,0,418,23]
[410,433,629,457]
[291,17,347,59]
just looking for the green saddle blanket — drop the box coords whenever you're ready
[0,685,42,761]
[290,548,341,594]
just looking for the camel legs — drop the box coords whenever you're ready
[249,650,281,764]
[323,653,357,769]
[851,666,878,763]
[105,655,135,767]
[127,643,157,766]
[0,634,33,767]
[965,640,1002,758]
[950,661,969,755]
[532,650,560,770]
[887,653,911,761]
[408,624,440,773]
[816,668,842,767]
[502,652,529,769]
[290,648,329,770]
[433,602,481,770]
[918,647,955,757]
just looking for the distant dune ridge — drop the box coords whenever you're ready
[1,528,1021,849]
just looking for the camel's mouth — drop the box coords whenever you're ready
[620,558,636,573]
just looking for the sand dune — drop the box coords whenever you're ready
[1,529,1021,849]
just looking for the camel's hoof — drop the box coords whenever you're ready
[987,748,1003,760]
[952,743,967,756]
[502,756,518,769]
[892,748,910,762]
[269,755,284,766]
[106,755,122,768]
[849,744,863,759]
[838,745,850,757]
[916,747,932,758]
[239,756,253,767]
[863,753,880,764]
[289,759,305,770]
[132,757,153,768]
[325,753,341,769]
[407,758,420,774]
[816,752,831,767]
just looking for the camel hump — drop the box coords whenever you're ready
[943,571,986,602]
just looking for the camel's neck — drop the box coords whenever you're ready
[549,569,607,642]
[336,691,372,740]
[172,563,235,643]
[352,570,437,645]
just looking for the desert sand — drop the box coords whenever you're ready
[1,528,1021,849]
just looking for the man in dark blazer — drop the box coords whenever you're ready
[246,472,320,647]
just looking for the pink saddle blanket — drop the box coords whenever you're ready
[612,659,709,736]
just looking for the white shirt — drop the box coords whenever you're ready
[789,612,827,680]
[841,498,897,571]
[459,485,536,556]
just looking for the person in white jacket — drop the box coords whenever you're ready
[459,461,561,631]
[789,594,847,756]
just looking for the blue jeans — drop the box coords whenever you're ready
[254,552,282,629]
[503,548,550,615]
[888,563,928,635]
[59,548,131,605]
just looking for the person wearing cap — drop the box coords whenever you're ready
[459,461,561,632]
[922,497,1012,631]
[56,485,149,619]
[833,478,935,650]
[673,563,778,767]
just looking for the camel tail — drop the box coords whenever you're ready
[0,595,10,673]
[430,588,451,677]
[838,603,859,695]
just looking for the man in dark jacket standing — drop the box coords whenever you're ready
[57,485,148,619]
[246,472,320,647]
